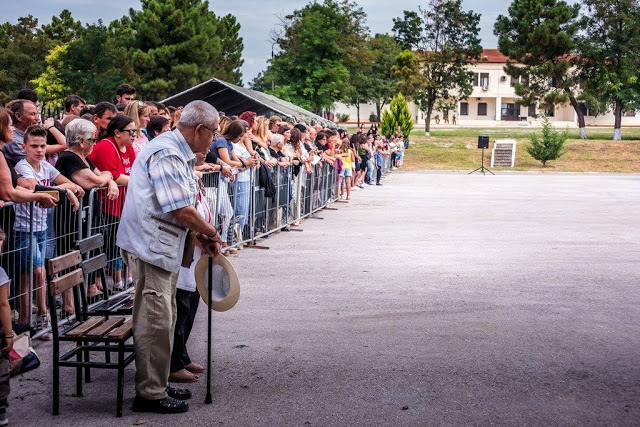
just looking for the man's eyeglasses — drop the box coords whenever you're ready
[200,123,219,137]
[84,138,97,143]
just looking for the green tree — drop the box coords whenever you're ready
[41,9,83,44]
[392,11,423,50]
[0,16,51,104]
[128,0,242,100]
[346,40,375,126]
[214,15,244,85]
[393,1,482,135]
[57,22,137,103]
[381,93,414,139]
[368,34,402,124]
[31,43,71,107]
[393,93,414,138]
[380,108,398,139]
[526,117,567,166]
[392,50,427,102]
[578,0,640,141]
[266,0,369,114]
[494,0,587,138]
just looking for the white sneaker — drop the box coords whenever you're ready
[0,409,8,426]
[113,281,126,292]
[37,314,53,341]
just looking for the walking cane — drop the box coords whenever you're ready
[205,255,213,404]
[194,252,241,405]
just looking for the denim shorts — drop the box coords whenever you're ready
[14,230,47,272]
[340,168,353,178]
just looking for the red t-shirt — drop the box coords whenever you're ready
[89,137,136,217]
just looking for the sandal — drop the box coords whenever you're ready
[169,369,198,383]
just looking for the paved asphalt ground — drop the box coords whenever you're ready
[10,172,640,426]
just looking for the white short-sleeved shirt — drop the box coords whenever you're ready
[231,142,252,182]
[14,160,61,232]
[0,267,9,287]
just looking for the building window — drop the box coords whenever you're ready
[480,73,489,89]
[473,73,479,87]
[460,102,469,116]
[478,103,487,116]
[528,105,536,117]
[624,109,636,117]
[545,105,555,117]
[510,75,518,87]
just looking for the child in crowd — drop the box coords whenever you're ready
[396,141,404,167]
[336,137,354,200]
[0,227,12,426]
[375,146,384,186]
[13,126,81,337]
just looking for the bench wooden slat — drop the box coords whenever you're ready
[48,251,82,275]
[82,254,108,275]
[65,316,105,338]
[77,234,104,254]
[86,316,125,338]
[107,318,133,340]
[49,269,84,296]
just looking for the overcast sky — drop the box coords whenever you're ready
[4,0,512,85]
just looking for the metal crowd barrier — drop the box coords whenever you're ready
[0,194,83,340]
[1,159,392,339]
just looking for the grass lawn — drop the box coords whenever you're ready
[402,127,640,173]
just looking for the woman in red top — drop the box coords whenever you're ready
[88,115,136,291]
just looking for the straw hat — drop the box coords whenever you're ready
[194,254,240,312]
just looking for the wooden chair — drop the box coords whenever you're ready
[79,234,134,317]
[47,241,135,418]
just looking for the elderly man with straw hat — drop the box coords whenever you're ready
[117,100,222,414]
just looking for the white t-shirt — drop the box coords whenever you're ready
[231,142,252,182]
[176,190,213,292]
[14,160,61,232]
[0,267,9,287]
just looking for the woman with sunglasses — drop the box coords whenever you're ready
[88,115,137,292]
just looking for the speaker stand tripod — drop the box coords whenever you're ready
[469,147,494,175]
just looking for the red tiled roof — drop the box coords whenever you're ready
[477,49,510,63]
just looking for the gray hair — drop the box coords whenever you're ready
[270,133,284,146]
[65,118,96,147]
[178,100,219,127]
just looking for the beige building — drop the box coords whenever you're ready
[334,49,640,128]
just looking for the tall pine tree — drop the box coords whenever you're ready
[579,0,640,140]
[128,0,243,100]
[494,0,586,138]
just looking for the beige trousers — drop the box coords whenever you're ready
[122,250,178,400]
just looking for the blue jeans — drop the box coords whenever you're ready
[46,210,56,259]
[234,180,251,229]
[366,158,375,183]
[14,230,47,273]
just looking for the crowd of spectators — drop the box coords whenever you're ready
[0,84,404,421]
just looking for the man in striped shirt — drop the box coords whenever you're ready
[118,100,222,415]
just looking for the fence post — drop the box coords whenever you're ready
[28,202,34,330]
[249,167,256,244]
